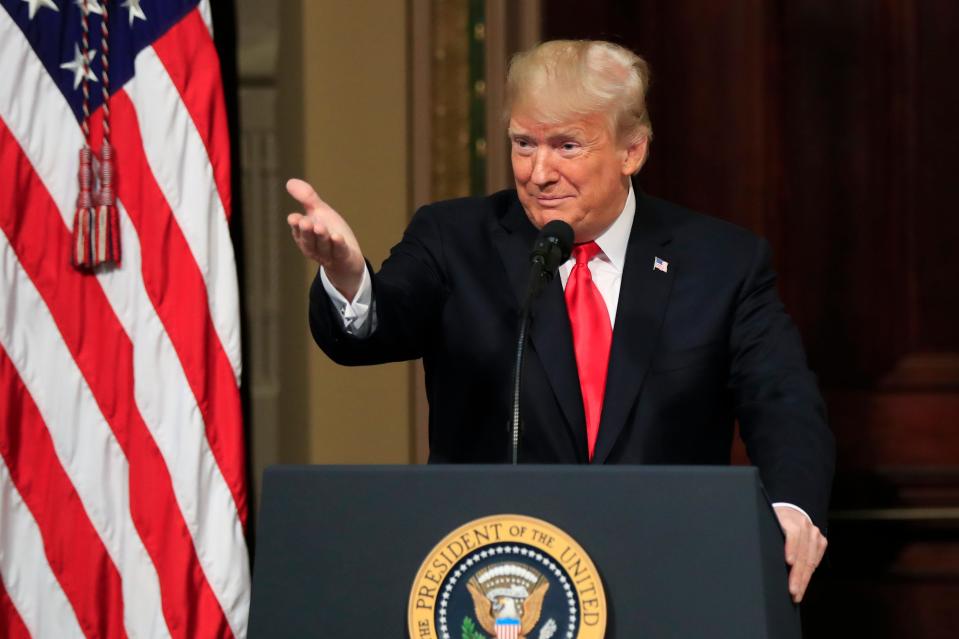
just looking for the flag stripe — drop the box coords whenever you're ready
[0,228,170,639]
[152,8,232,220]
[198,0,214,36]
[107,94,250,637]
[109,89,248,527]
[0,10,79,219]
[0,578,32,639]
[0,118,236,638]
[0,436,85,639]
[0,347,127,639]
[129,43,243,385]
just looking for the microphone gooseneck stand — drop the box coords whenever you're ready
[510,267,539,464]
[510,220,574,464]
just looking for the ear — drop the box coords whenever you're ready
[621,136,649,175]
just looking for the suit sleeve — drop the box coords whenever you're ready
[309,203,448,365]
[729,238,836,531]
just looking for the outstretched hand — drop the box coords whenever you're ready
[774,506,827,604]
[286,178,366,300]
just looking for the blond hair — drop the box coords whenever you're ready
[505,40,653,146]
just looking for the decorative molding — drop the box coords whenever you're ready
[430,0,472,201]
[468,0,486,195]
[880,353,959,390]
[236,0,281,502]
[831,507,959,523]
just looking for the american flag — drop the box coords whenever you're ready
[496,618,521,639]
[653,256,668,273]
[0,1,250,637]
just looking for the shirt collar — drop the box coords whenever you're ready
[592,181,635,273]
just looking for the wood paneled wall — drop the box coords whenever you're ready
[544,1,959,636]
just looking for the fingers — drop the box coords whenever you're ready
[287,213,351,267]
[783,518,801,567]
[287,213,305,242]
[787,531,810,602]
[790,527,826,604]
[284,178,365,282]
[286,178,325,212]
[782,523,827,603]
[286,179,341,257]
[328,232,352,263]
[784,522,809,602]
[802,529,826,584]
[287,211,326,260]
[803,530,827,597]
[775,507,827,604]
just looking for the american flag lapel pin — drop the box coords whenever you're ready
[653,256,669,273]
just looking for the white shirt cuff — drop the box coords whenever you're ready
[320,265,374,336]
[771,502,813,524]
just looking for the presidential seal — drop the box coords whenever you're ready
[408,514,606,639]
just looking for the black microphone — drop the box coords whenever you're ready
[510,220,574,464]
[528,220,575,296]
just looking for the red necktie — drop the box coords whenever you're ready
[564,241,612,460]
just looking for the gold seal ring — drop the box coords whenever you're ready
[408,514,606,639]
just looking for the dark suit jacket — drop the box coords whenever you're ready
[309,186,835,528]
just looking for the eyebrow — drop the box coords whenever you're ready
[508,127,587,140]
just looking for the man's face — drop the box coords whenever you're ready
[509,108,646,242]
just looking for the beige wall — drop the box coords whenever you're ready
[275,1,414,465]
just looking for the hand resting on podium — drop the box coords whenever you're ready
[774,504,827,603]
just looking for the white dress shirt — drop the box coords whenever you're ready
[320,257,375,335]
[319,183,809,522]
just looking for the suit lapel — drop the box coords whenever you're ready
[592,190,675,464]
[492,199,588,461]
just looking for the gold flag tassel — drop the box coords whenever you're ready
[72,0,120,270]
[72,146,95,268]
[96,140,121,265]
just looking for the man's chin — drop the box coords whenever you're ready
[523,206,581,231]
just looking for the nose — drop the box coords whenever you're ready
[530,148,558,188]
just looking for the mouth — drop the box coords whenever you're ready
[533,195,572,207]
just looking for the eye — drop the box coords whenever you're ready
[512,137,535,155]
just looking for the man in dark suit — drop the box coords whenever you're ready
[287,40,834,603]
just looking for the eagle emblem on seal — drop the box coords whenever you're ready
[465,562,551,639]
